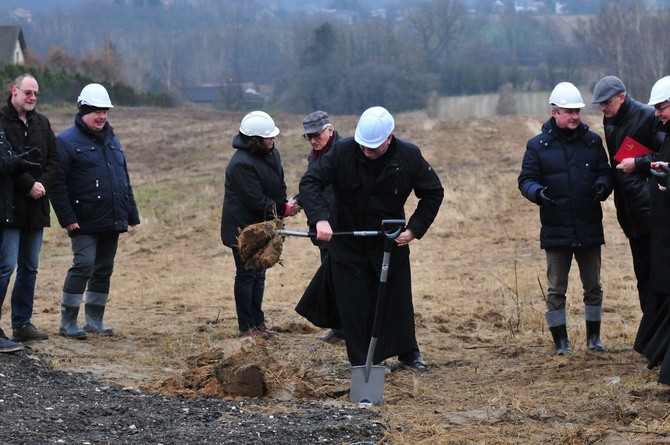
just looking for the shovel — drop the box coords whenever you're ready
[350,219,405,406]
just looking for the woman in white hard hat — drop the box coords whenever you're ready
[220,111,301,339]
[50,83,140,340]
[634,76,670,385]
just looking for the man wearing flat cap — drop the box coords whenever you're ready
[297,111,346,342]
[592,75,659,345]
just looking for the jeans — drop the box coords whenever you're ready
[63,232,119,295]
[231,247,266,331]
[545,245,602,311]
[0,227,43,328]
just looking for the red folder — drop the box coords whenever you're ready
[614,136,653,163]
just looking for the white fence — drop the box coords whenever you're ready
[430,89,601,119]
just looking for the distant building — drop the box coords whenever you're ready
[182,83,267,109]
[0,26,26,66]
[182,84,222,104]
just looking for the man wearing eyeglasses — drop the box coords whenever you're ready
[590,76,658,353]
[519,82,612,356]
[0,73,59,344]
[295,111,346,343]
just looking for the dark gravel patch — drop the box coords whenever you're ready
[0,350,383,445]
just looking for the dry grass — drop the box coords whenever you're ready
[18,105,670,444]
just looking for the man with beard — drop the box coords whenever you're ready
[0,73,59,344]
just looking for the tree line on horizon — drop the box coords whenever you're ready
[4,0,670,112]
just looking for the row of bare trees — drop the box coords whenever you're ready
[15,0,670,111]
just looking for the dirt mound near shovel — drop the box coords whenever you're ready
[152,326,353,402]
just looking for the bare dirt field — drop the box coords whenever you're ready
[2,105,670,444]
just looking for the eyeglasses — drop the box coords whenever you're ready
[16,87,40,98]
[655,102,670,111]
[302,126,328,141]
[558,108,580,115]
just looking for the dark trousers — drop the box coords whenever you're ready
[545,246,602,311]
[629,234,651,313]
[63,232,119,295]
[231,247,266,331]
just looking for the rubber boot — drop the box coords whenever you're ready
[83,291,114,335]
[585,304,605,352]
[59,292,87,339]
[549,325,573,356]
[546,309,572,356]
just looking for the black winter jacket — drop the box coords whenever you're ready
[518,118,613,250]
[220,134,288,248]
[299,136,444,272]
[0,125,16,224]
[50,115,140,234]
[305,131,341,247]
[601,95,658,238]
[638,120,670,293]
[0,98,59,228]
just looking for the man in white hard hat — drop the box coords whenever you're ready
[518,82,612,356]
[0,73,59,346]
[633,76,670,385]
[50,83,140,340]
[591,75,659,353]
[298,106,444,371]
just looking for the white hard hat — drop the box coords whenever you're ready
[77,83,114,108]
[239,111,280,138]
[648,76,670,105]
[354,106,395,149]
[549,82,585,108]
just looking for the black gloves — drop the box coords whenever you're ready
[537,187,556,207]
[18,146,42,164]
[592,183,607,201]
[7,156,41,174]
[650,164,670,188]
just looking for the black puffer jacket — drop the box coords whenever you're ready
[0,98,59,228]
[518,118,613,250]
[220,134,288,248]
[601,95,658,238]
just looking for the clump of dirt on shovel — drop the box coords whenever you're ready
[236,219,284,269]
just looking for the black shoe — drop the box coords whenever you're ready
[13,323,49,342]
[0,329,24,353]
[257,324,278,339]
[399,354,427,371]
[317,329,345,342]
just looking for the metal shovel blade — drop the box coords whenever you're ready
[350,364,385,405]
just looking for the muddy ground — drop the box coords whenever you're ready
[1,106,669,444]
